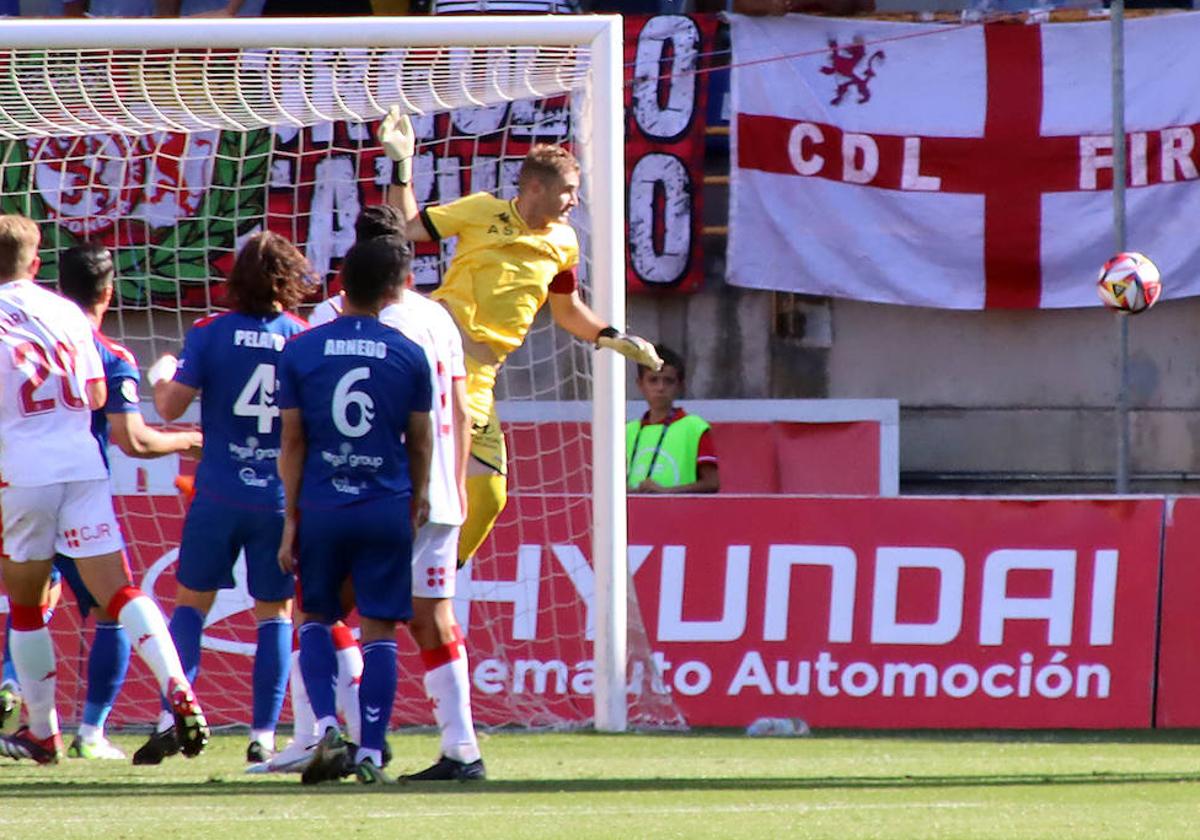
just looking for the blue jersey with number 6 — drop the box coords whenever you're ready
[174,310,308,510]
[277,315,431,510]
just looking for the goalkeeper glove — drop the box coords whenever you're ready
[377,105,416,186]
[595,326,663,371]
[148,353,178,386]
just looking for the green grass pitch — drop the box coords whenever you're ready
[2,729,1199,839]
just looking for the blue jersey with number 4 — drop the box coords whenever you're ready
[174,310,308,510]
[278,315,432,510]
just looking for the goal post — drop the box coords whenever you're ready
[0,15,646,733]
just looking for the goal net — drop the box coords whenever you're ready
[0,17,683,733]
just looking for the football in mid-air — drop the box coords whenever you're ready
[1096,252,1162,313]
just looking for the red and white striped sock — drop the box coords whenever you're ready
[9,604,58,740]
[421,626,480,763]
[107,586,188,697]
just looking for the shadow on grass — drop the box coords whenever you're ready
[2,769,1199,799]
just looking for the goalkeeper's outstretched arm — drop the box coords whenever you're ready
[548,291,663,371]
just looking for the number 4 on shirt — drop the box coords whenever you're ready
[233,362,279,434]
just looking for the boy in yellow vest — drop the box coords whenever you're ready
[627,345,719,494]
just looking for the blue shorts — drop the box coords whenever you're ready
[297,495,413,623]
[177,492,292,602]
[51,556,100,619]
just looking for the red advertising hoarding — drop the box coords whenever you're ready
[21,493,1167,729]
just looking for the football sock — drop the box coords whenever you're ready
[168,605,204,685]
[2,605,54,690]
[252,618,291,735]
[288,649,318,748]
[81,621,130,732]
[106,587,190,707]
[332,623,363,745]
[421,627,480,763]
[298,622,338,723]
[8,605,58,740]
[358,639,397,758]
[154,604,203,723]
[2,616,16,688]
[457,473,507,565]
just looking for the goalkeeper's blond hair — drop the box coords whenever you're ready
[518,144,579,188]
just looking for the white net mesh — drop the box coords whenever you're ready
[0,30,683,732]
[0,45,586,138]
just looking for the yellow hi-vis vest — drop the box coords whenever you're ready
[625,413,710,489]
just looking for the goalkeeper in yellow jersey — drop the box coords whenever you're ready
[380,107,661,566]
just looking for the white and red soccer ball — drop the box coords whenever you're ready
[1096,252,1162,314]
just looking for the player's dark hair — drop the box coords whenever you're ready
[226,231,316,316]
[341,235,414,309]
[638,343,684,381]
[355,205,405,243]
[58,242,114,308]
[518,144,579,188]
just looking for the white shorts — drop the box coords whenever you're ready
[411,523,459,600]
[0,480,125,563]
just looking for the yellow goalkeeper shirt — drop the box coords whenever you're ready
[425,192,579,362]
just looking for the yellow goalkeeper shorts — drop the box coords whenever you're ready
[464,356,498,428]
[464,357,506,474]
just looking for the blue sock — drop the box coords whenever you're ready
[298,622,338,723]
[82,622,131,729]
[252,618,291,732]
[358,640,397,754]
[2,617,15,687]
[161,605,204,714]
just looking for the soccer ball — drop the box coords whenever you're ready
[1096,252,1162,313]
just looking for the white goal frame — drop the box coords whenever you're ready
[3,15,629,732]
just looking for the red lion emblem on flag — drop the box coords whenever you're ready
[820,38,886,106]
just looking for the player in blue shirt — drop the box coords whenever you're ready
[0,244,202,759]
[277,235,433,785]
[143,231,314,765]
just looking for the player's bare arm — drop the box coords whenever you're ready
[548,290,665,371]
[548,289,608,343]
[276,406,306,574]
[108,410,203,459]
[406,410,434,532]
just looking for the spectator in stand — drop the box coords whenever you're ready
[16,0,265,17]
[689,0,871,13]
[411,0,579,13]
[626,344,719,494]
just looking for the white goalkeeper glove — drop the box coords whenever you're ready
[595,327,663,371]
[377,105,416,186]
[148,353,178,387]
